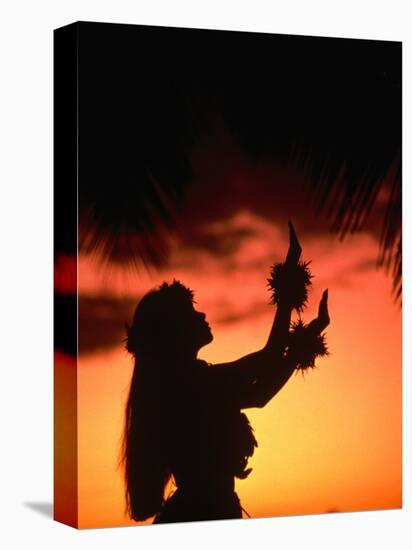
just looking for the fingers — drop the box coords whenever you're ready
[303,289,330,335]
[319,289,328,308]
[286,220,302,264]
[288,220,300,247]
[318,289,330,329]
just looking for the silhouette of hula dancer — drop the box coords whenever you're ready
[122,222,330,524]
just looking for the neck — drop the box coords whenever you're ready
[174,348,198,365]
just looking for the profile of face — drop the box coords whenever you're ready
[175,301,214,353]
[126,281,213,360]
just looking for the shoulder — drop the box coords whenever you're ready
[196,360,243,409]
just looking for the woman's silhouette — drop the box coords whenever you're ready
[122,223,330,523]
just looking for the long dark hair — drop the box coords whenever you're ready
[121,281,195,521]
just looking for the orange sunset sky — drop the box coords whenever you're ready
[72,204,401,528]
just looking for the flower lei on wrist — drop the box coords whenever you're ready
[267,259,329,372]
[267,260,313,312]
[287,319,329,372]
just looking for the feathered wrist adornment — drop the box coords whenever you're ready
[287,319,329,372]
[267,261,313,312]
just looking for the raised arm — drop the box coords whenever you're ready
[264,221,302,353]
[239,289,330,408]
[208,222,317,408]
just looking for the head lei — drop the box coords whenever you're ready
[125,280,195,356]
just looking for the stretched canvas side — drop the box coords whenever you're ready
[54,22,79,529]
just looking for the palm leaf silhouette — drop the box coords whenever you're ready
[74,24,401,297]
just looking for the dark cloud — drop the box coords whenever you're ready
[213,301,269,326]
[78,295,138,355]
[182,217,257,258]
[353,258,379,273]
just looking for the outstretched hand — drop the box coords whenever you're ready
[285,221,302,265]
[308,289,330,334]
[318,289,330,330]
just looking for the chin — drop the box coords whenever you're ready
[201,330,214,347]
